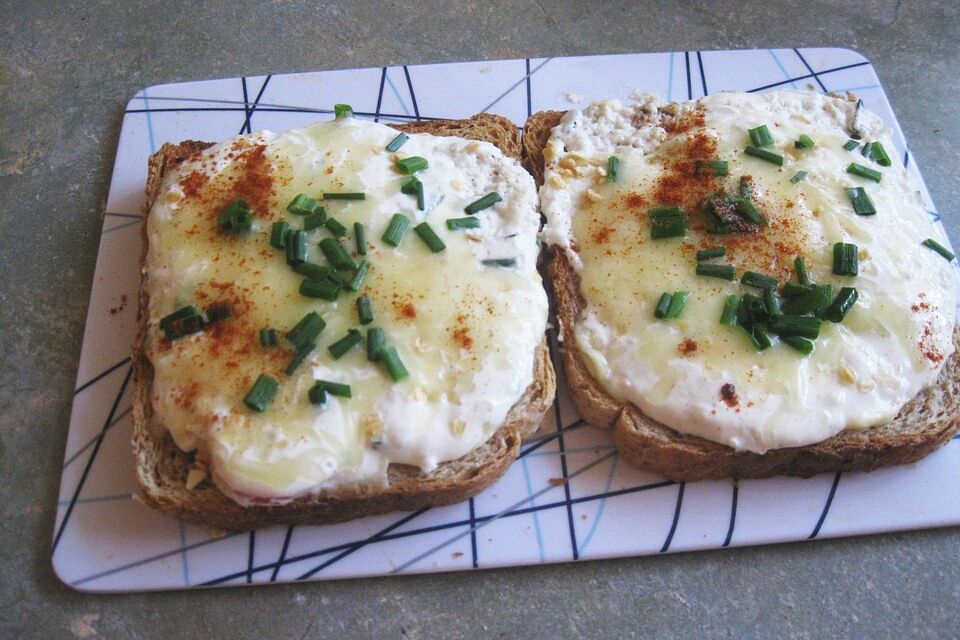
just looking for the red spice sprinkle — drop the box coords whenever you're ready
[179,170,209,198]
[720,383,739,408]
[592,226,614,244]
[678,338,698,356]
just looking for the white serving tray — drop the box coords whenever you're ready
[55,48,960,592]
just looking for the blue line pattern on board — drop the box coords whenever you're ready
[520,457,547,562]
[723,482,739,547]
[577,455,618,556]
[659,482,685,553]
[809,472,842,539]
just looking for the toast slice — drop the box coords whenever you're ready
[133,114,555,530]
[524,108,960,481]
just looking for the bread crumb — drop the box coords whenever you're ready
[857,379,876,392]
[450,419,465,436]
[452,551,464,559]
[586,188,602,202]
[559,157,577,170]
[208,528,227,539]
[361,414,384,445]
[70,613,99,638]
[838,364,857,384]
[548,477,565,486]
[596,166,608,178]
[185,466,207,490]
[548,174,567,189]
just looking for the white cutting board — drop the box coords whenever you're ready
[55,48,960,591]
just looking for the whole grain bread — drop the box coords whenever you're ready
[524,109,960,481]
[133,114,555,530]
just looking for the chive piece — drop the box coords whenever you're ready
[764,287,782,317]
[353,222,367,255]
[833,242,859,276]
[700,160,728,177]
[380,346,409,381]
[649,206,687,240]
[464,192,503,215]
[649,206,685,220]
[654,293,673,319]
[333,103,353,118]
[736,197,764,224]
[401,176,425,210]
[794,256,810,286]
[865,140,892,167]
[738,323,772,351]
[160,306,199,335]
[300,277,341,301]
[308,384,327,406]
[846,187,877,216]
[741,271,778,290]
[847,162,882,183]
[288,194,321,216]
[285,342,315,376]
[243,375,280,412]
[328,329,363,359]
[607,156,620,182]
[768,315,821,340]
[781,281,808,300]
[303,209,328,231]
[356,294,374,325]
[782,284,833,315]
[851,99,865,139]
[293,261,332,280]
[665,291,690,319]
[795,134,815,149]
[744,146,784,166]
[395,156,428,174]
[163,312,205,340]
[781,335,814,355]
[385,132,409,152]
[322,192,366,201]
[843,139,860,151]
[860,142,875,160]
[739,176,754,200]
[366,327,385,361]
[205,304,231,323]
[286,312,326,351]
[748,125,775,148]
[481,258,516,268]
[319,237,355,270]
[324,217,348,238]
[285,230,307,265]
[347,260,369,292]
[823,287,859,323]
[382,213,410,247]
[316,380,352,398]
[446,216,481,230]
[270,221,291,249]
[696,247,726,261]
[259,328,278,347]
[789,170,808,184]
[414,222,446,253]
[720,295,741,325]
[922,238,956,262]
[217,199,252,234]
[695,263,735,280]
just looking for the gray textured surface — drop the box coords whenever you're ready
[1,0,958,637]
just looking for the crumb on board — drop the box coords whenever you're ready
[548,477,566,486]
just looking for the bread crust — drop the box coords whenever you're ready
[133,114,555,530]
[524,109,960,481]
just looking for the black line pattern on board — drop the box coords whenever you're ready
[62,406,132,469]
[659,482,685,553]
[374,67,387,122]
[525,58,533,117]
[270,527,294,582]
[74,356,131,395]
[239,75,273,135]
[723,481,739,547]
[792,48,828,93]
[546,328,580,559]
[468,497,479,568]
[809,471,842,539]
[478,57,551,114]
[246,531,256,583]
[696,51,708,96]
[402,66,420,120]
[684,51,692,100]
[104,212,143,220]
[747,61,869,93]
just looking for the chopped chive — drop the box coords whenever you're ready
[763,287,782,316]
[395,156,428,174]
[847,162,882,183]
[823,287,859,323]
[922,238,956,262]
[781,335,814,355]
[293,261,332,280]
[748,125,775,147]
[741,271,778,290]
[322,192,366,201]
[607,156,620,182]
[699,160,728,177]
[328,329,363,359]
[481,258,516,267]
[381,213,410,247]
[366,327,385,361]
[356,294,374,325]
[315,380,352,398]
[768,315,821,340]
[789,170,808,184]
[736,197,764,224]
[285,342,315,376]
[414,222,446,253]
[401,176,425,210]
[465,192,503,215]
[319,237,356,270]
[864,140,891,167]
[308,384,327,406]
[285,230,307,265]
[386,132,409,152]
[794,256,810,286]
[738,324,771,351]
[695,263,735,280]
[649,206,684,220]
[860,142,875,160]
[324,216,348,237]
[781,281,808,300]
[843,139,860,151]
[288,194,321,216]
[286,311,325,352]
[259,328,278,347]
[832,242,859,276]
[665,291,690,319]
[739,176,754,200]
[243,375,279,412]
[795,134,815,149]
[163,312,205,340]
[782,283,833,315]
[303,209,327,231]
[654,293,673,319]
[205,304,231,323]
[160,306,199,335]
[649,207,688,239]
[846,187,877,216]
[299,277,341,301]
[353,222,367,255]
[744,146,784,166]
[696,247,726,261]
[270,221,291,249]
[380,346,409,381]
[446,216,481,230]
[720,295,741,325]
[851,99,865,139]
[217,198,252,234]
[347,260,369,292]
[333,103,353,118]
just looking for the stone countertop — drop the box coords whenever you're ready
[1,1,957,637]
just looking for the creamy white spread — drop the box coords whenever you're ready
[145,117,546,504]
[540,91,956,453]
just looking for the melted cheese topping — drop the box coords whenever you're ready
[145,118,546,504]
[541,91,956,453]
